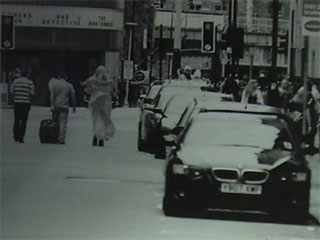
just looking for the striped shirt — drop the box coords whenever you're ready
[11,77,35,103]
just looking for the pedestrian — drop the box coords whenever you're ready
[289,79,320,153]
[241,79,264,105]
[179,66,193,80]
[83,65,115,147]
[193,69,202,80]
[267,77,293,110]
[49,71,76,144]
[10,68,35,143]
[222,75,241,101]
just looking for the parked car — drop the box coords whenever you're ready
[163,107,311,222]
[138,82,211,153]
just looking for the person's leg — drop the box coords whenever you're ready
[19,104,31,142]
[13,104,21,141]
[57,110,69,144]
[90,107,99,146]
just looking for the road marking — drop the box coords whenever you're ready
[154,192,161,197]
[65,176,163,185]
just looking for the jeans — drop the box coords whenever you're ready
[13,103,31,141]
[54,108,69,143]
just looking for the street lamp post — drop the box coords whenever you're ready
[124,22,138,107]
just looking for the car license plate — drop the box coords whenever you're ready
[220,183,262,195]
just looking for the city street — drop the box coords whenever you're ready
[1,106,320,240]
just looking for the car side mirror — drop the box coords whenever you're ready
[171,126,183,135]
[152,108,167,118]
[139,94,147,99]
[143,97,153,104]
[301,143,318,156]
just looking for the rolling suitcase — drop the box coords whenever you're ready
[39,113,59,144]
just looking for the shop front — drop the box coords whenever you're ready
[1,3,124,106]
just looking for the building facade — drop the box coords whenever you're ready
[152,0,291,81]
[1,0,124,106]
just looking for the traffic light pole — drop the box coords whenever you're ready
[229,0,238,80]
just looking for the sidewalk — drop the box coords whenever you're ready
[307,153,320,224]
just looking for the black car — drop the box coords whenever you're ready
[163,108,311,222]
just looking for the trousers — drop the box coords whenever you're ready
[13,103,31,141]
[53,108,69,143]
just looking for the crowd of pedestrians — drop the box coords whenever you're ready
[7,64,320,153]
[175,67,320,154]
[9,65,116,147]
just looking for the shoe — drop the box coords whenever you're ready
[18,139,24,143]
[92,136,97,146]
[58,142,65,145]
[98,140,104,147]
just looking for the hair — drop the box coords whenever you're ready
[94,65,109,81]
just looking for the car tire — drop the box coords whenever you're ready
[163,195,186,217]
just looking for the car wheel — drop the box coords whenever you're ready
[154,132,166,159]
[163,195,186,217]
[275,201,310,224]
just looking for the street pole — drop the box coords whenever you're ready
[302,36,309,135]
[271,0,279,81]
[159,24,163,81]
[172,0,182,78]
[230,0,238,80]
[123,22,137,107]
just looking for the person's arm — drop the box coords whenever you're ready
[30,81,35,97]
[241,90,247,104]
[257,90,265,105]
[70,85,76,113]
[49,84,55,112]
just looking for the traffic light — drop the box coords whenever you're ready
[278,31,288,55]
[201,21,215,53]
[1,15,15,49]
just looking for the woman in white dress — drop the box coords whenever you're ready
[84,66,115,146]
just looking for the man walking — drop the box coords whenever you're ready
[49,71,76,144]
[10,68,35,143]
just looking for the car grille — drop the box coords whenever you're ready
[212,168,269,184]
[212,169,239,183]
[242,170,269,184]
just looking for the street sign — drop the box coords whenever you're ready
[302,0,320,36]
[134,71,145,81]
[123,60,133,80]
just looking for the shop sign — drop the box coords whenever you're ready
[302,0,320,36]
[1,4,123,31]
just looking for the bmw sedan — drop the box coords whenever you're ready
[163,109,311,223]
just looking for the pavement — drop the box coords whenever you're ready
[307,153,320,224]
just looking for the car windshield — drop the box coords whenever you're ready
[147,86,161,99]
[165,97,194,116]
[182,112,294,151]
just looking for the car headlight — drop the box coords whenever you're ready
[172,164,188,175]
[172,164,203,178]
[291,172,308,182]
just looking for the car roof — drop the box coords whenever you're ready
[198,101,283,115]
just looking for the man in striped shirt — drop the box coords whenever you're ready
[10,68,35,143]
